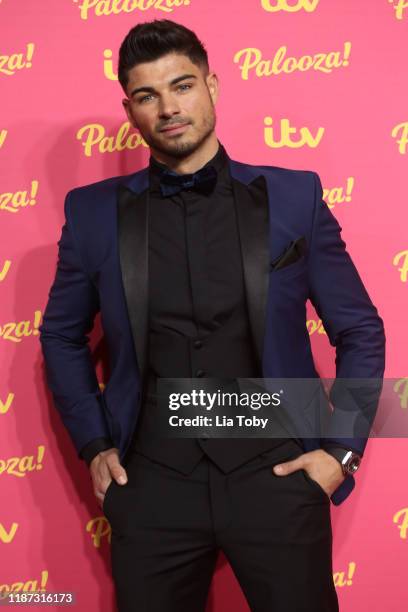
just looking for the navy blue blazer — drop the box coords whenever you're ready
[39,156,386,506]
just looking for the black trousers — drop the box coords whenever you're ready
[103,438,339,612]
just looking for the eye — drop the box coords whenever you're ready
[139,94,154,103]
[177,83,192,91]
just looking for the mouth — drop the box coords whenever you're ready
[159,123,190,135]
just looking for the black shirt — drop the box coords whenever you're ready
[146,140,253,384]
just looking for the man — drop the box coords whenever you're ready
[39,18,385,612]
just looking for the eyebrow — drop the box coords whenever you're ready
[130,74,197,98]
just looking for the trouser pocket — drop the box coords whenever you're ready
[301,468,330,501]
[102,479,115,515]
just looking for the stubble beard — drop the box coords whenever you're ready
[144,108,217,161]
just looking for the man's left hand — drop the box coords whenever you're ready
[273,449,346,497]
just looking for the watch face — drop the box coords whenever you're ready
[347,456,361,473]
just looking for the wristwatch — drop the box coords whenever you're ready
[323,447,362,476]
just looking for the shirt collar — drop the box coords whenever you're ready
[148,139,229,183]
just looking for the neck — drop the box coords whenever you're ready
[150,133,220,174]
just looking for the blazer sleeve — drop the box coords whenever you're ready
[307,172,386,456]
[79,437,114,467]
[39,190,112,458]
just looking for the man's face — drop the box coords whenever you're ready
[122,52,219,159]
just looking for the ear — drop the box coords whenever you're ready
[122,98,138,129]
[206,71,219,105]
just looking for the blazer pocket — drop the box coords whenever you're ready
[270,236,307,271]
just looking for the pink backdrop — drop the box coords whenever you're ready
[1,1,407,610]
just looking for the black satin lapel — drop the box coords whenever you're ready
[117,184,149,381]
[232,175,270,371]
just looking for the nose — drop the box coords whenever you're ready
[158,91,181,119]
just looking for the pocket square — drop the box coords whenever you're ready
[271,236,307,271]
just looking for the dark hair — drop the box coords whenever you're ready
[118,19,209,94]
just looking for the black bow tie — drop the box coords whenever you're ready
[159,164,217,197]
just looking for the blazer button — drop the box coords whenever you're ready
[194,339,203,349]
[196,369,206,377]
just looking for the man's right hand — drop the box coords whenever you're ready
[89,448,128,508]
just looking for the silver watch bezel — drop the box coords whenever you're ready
[342,450,361,474]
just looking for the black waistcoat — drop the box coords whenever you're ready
[128,142,290,473]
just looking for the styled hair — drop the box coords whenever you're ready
[118,19,209,94]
